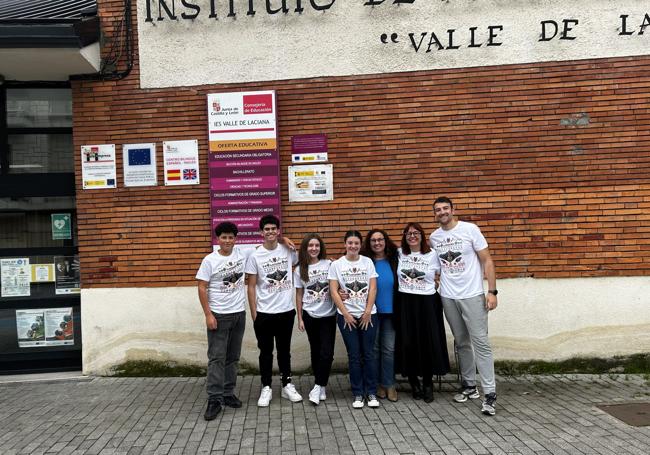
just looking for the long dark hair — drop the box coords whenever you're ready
[298,233,327,283]
[401,222,431,254]
[361,228,398,262]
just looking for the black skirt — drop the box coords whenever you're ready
[395,291,450,378]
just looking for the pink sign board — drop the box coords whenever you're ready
[207,91,281,244]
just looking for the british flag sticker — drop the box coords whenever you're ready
[183,169,198,180]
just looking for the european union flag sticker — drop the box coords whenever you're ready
[128,148,151,166]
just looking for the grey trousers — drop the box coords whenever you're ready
[441,295,496,395]
[206,310,246,402]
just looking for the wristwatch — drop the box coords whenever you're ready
[488,289,498,296]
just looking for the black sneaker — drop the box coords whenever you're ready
[453,383,480,403]
[204,400,222,421]
[481,393,497,416]
[223,395,242,408]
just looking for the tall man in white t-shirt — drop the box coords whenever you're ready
[245,214,303,407]
[429,196,499,416]
[196,222,249,421]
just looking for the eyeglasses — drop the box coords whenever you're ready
[405,231,421,238]
[370,238,385,243]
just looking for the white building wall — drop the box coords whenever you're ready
[137,0,650,88]
[81,277,650,374]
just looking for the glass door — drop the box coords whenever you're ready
[0,84,81,373]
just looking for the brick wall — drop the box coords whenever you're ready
[73,2,650,287]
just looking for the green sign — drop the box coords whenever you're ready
[51,214,72,240]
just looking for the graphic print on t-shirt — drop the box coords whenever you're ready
[261,256,291,292]
[342,267,369,307]
[306,278,330,300]
[399,255,428,292]
[217,259,245,293]
[434,237,466,275]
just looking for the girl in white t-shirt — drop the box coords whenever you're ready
[328,230,379,409]
[294,233,336,406]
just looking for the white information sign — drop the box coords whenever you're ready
[123,143,158,187]
[288,164,334,202]
[81,144,117,189]
[1,258,30,297]
[163,140,200,186]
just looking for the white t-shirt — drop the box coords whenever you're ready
[245,244,298,314]
[294,259,336,318]
[195,246,253,314]
[429,220,488,299]
[397,248,440,295]
[327,255,378,318]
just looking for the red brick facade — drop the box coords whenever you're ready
[73,2,650,288]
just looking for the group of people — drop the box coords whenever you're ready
[196,197,499,421]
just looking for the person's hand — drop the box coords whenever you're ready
[279,235,296,250]
[359,311,373,330]
[298,319,305,332]
[486,293,498,311]
[251,310,257,322]
[206,314,217,330]
[343,312,357,330]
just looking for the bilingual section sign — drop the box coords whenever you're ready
[163,140,200,186]
[207,90,281,245]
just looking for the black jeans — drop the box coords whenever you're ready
[253,310,296,387]
[302,311,336,387]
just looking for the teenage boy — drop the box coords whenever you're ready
[196,222,249,421]
[245,214,302,407]
[429,196,499,416]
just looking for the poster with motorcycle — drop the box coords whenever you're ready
[16,308,74,348]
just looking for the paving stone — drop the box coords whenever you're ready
[0,375,649,454]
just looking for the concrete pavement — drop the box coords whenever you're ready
[0,373,648,454]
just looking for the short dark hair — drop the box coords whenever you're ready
[433,196,453,209]
[401,222,431,254]
[259,214,280,230]
[214,221,238,237]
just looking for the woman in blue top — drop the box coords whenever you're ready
[362,228,399,402]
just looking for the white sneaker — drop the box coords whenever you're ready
[319,386,327,401]
[352,396,364,409]
[281,383,303,402]
[257,386,272,407]
[367,394,380,408]
[308,385,321,405]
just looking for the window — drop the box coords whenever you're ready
[2,87,73,174]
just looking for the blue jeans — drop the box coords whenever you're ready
[374,314,395,388]
[337,313,378,397]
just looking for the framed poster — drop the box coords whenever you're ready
[288,164,334,202]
